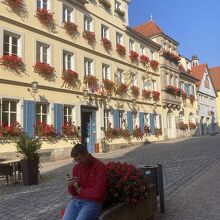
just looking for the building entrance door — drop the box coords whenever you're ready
[81,107,96,153]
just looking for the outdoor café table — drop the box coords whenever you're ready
[0,158,21,184]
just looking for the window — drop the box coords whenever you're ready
[132,112,137,128]
[36,103,48,123]
[1,100,17,126]
[142,79,151,90]
[84,15,92,31]
[104,109,110,131]
[63,51,74,70]
[3,31,21,56]
[119,110,125,128]
[37,0,48,9]
[175,78,179,88]
[191,85,195,95]
[102,64,110,80]
[179,112,184,122]
[144,113,150,126]
[84,58,93,76]
[151,50,156,60]
[155,114,160,128]
[166,74,170,86]
[152,80,157,91]
[131,74,137,86]
[63,4,73,23]
[180,81,184,91]
[170,75,174,86]
[129,39,134,52]
[116,32,123,45]
[140,45,145,55]
[101,25,109,39]
[36,41,50,63]
[115,0,121,10]
[64,106,73,123]
[116,68,124,83]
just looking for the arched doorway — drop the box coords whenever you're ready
[167,110,176,138]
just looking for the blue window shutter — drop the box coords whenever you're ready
[150,113,155,134]
[54,103,63,135]
[184,83,187,94]
[139,112,144,132]
[113,110,119,128]
[23,100,36,137]
[159,114,162,128]
[127,111,133,132]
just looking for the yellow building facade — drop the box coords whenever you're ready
[0,0,164,161]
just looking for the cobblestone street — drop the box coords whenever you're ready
[1,135,220,220]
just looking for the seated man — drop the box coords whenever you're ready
[62,143,106,220]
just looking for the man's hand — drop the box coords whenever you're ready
[73,181,80,194]
[67,176,78,187]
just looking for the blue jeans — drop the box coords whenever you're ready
[62,199,102,220]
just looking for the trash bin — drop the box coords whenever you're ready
[139,164,165,213]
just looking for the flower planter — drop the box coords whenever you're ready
[140,55,149,65]
[33,61,55,78]
[142,90,151,100]
[98,0,111,10]
[116,44,126,57]
[83,31,96,45]
[115,83,128,95]
[64,22,78,36]
[3,0,24,11]
[152,91,160,102]
[35,9,54,27]
[150,60,159,70]
[99,184,157,220]
[101,38,112,51]
[103,79,114,94]
[62,69,79,85]
[0,55,25,72]
[115,8,125,18]
[130,85,140,97]
[129,51,139,63]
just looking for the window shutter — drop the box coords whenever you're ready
[54,103,63,135]
[150,113,155,134]
[23,100,36,137]
[113,110,119,128]
[127,111,133,132]
[159,114,162,128]
[139,112,145,132]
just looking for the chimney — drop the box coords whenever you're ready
[191,55,199,66]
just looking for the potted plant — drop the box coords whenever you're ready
[16,134,42,186]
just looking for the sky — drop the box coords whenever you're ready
[128,0,220,68]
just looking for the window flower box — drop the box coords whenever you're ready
[162,50,181,63]
[0,54,25,72]
[64,22,78,36]
[35,9,54,27]
[101,38,112,51]
[116,44,126,57]
[140,55,149,65]
[179,122,188,130]
[189,122,196,130]
[103,79,115,94]
[62,69,79,85]
[142,90,151,100]
[129,51,139,63]
[115,83,128,95]
[114,8,125,18]
[33,61,55,78]
[133,126,144,139]
[150,60,159,70]
[83,31,96,45]
[152,91,160,102]
[130,85,140,97]
[0,121,23,139]
[166,85,181,96]
[181,91,187,100]
[84,75,99,91]
[155,128,162,137]
[3,0,24,11]
[98,0,111,10]
[35,121,57,138]
[62,121,79,138]
[189,94,195,104]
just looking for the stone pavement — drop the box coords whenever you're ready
[1,135,220,219]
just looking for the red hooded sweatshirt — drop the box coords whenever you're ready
[68,156,106,203]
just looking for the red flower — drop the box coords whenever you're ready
[189,122,196,129]
[4,0,23,10]
[179,122,188,130]
[62,121,79,138]
[150,60,159,70]
[83,31,96,45]
[62,69,79,85]
[115,83,128,95]
[103,79,114,94]
[152,91,160,101]
[133,126,144,139]
[33,61,55,78]
[84,75,99,91]
[140,55,149,65]
[0,121,23,138]
[35,121,57,138]
[142,89,151,99]
[116,44,126,57]
[130,85,140,97]
[101,38,112,51]
[64,22,78,36]
[155,128,162,137]
[0,55,25,71]
[163,50,181,63]
[129,51,139,63]
[35,9,54,27]
[166,85,181,96]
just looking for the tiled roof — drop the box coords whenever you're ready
[209,66,220,91]
[191,64,207,86]
[179,64,199,82]
[134,20,164,37]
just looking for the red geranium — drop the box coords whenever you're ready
[4,0,23,10]
[35,9,54,27]
[83,31,96,45]
[142,89,151,99]
[152,91,160,101]
[133,126,144,139]
[64,22,78,36]
[150,60,159,70]
[0,54,25,71]
[101,38,112,51]
[35,121,57,138]
[0,121,23,138]
[130,85,140,97]
[116,44,126,57]
[115,83,128,95]
[140,55,149,65]
[62,69,79,85]
[103,79,115,94]
[33,61,55,78]
[105,162,149,205]
[129,51,139,63]
[166,85,181,96]
[62,121,79,138]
